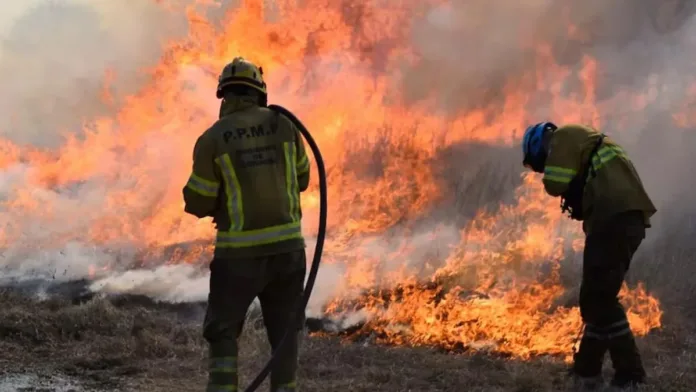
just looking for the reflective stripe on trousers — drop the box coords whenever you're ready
[583,318,632,340]
[215,154,244,231]
[207,385,237,392]
[207,356,238,392]
[274,381,297,391]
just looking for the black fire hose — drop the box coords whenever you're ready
[242,104,328,392]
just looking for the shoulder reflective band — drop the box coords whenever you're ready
[591,145,627,171]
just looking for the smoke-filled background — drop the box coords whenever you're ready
[410,0,696,272]
[0,0,191,146]
[0,0,693,345]
[404,0,696,310]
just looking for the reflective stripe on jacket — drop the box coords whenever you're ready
[183,96,310,258]
[542,124,656,233]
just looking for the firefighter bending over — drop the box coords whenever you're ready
[522,123,656,390]
[183,57,311,392]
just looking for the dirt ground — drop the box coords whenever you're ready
[0,289,694,392]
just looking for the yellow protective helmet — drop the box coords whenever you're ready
[216,57,267,99]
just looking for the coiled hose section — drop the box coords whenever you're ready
[242,104,327,392]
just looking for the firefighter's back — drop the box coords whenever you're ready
[205,103,307,259]
[557,124,657,232]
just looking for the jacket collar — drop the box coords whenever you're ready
[219,95,258,118]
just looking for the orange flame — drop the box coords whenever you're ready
[0,0,664,359]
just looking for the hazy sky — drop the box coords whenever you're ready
[0,2,39,36]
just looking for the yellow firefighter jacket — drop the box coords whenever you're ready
[183,96,310,259]
[542,124,656,234]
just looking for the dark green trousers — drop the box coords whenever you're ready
[203,250,306,392]
[573,211,647,386]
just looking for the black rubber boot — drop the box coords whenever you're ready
[572,336,608,378]
[571,374,604,391]
[608,333,646,388]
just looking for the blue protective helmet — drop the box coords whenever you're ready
[522,122,557,173]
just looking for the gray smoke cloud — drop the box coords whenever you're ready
[0,0,198,291]
[0,0,189,147]
[407,1,696,240]
[401,0,696,309]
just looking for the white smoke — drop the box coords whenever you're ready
[81,221,461,312]
[304,224,462,317]
[0,0,195,289]
[0,0,189,147]
[89,264,209,302]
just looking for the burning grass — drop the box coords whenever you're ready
[0,0,682,365]
[0,288,693,392]
[1,1,696,390]
[307,279,661,362]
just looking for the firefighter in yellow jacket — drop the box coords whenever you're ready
[522,123,656,390]
[183,57,310,392]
